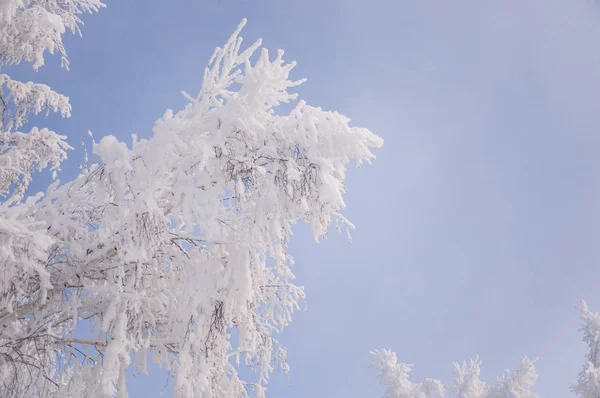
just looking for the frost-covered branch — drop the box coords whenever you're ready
[0,74,71,131]
[0,0,105,70]
[0,0,104,205]
[0,127,72,200]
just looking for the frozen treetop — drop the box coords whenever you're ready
[371,350,538,398]
[372,303,600,398]
[571,301,600,398]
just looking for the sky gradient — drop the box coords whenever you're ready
[16,0,600,396]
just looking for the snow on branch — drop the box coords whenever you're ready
[0,73,71,131]
[0,0,105,70]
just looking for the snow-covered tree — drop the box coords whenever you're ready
[371,350,538,398]
[571,300,600,398]
[0,4,383,397]
[1,0,104,396]
[485,358,538,398]
[373,303,600,397]
[371,349,445,398]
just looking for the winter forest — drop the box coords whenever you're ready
[1,0,600,397]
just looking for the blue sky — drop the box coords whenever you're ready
[16,0,600,396]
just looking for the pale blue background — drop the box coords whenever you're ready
[15,0,600,396]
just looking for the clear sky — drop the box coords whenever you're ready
[16,0,600,396]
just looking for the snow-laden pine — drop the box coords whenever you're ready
[372,303,600,397]
[0,5,383,397]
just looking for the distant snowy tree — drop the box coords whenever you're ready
[0,4,383,398]
[448,357,488,398]
[371,349,444,398]
[486,358,538,398]
[371,350,538,398]
[373,304,600,397]
[571,301,600,398]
